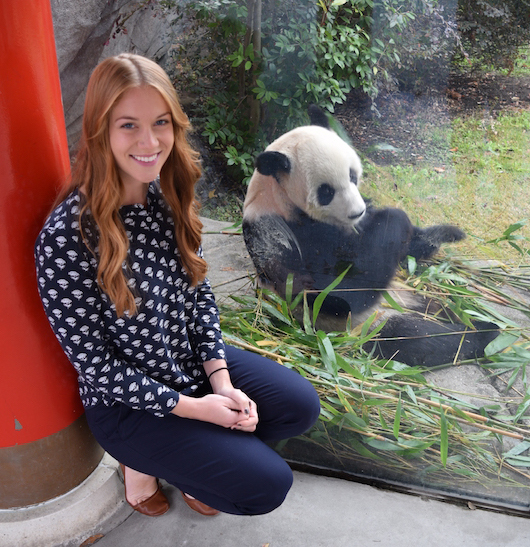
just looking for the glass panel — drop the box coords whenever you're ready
[172,0,530,515]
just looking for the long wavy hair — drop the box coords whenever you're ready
[56,53,206,316]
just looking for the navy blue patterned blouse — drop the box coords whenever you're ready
[35,182,226,418]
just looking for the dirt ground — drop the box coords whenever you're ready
[335,71,530,166]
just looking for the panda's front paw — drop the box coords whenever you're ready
[435,225,466,243]
[409,224,466,260]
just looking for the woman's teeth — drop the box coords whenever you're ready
[132,153,158,162]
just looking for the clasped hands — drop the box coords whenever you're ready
[171,385,258,432]
[211,386,258,432]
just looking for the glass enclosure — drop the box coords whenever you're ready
[170,0,530,516]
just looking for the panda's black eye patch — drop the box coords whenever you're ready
[317,183,335,206]
[350,169,358,186]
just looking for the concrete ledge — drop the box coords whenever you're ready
[0,453,132,547]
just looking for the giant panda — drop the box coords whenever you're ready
[242,106,498,367]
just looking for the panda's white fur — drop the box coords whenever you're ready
[244,126,366,232]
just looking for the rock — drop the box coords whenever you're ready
[50,0,180,151]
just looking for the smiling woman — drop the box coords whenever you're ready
[34,53,320,519]
[109,87,174,205]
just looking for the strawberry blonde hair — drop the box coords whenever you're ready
[57,53,206,316]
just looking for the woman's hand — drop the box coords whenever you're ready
[170,359,259,432]
[171,393,251,429]
[213,385,258,432]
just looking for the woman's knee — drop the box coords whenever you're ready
[235,456,294,515]
[275,372,321,435]
[293,376,321,431]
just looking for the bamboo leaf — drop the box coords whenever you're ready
[336,354,364,379]
[335,386,354,414]
[503,440,530,458]
[506,458,530,468]
[285,274,294,306]
[349,437,383,460]
[343,412,368,430]
[393,393,402,440]
[360,311,378,339]
[382,290,405,313]
[379,409,388,430]
[317,330,339,376]
[405,384,417,405]
[484,331,520,356]
[440,408,448,467]
[302,293,313,334]
[366,439,403,451]
[312,267,351,325]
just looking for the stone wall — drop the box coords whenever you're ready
[50,0,180,151]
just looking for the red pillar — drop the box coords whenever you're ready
[0,0,103,508]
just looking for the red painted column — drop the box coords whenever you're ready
[0,0,103,508]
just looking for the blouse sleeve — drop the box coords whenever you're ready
[187,246,226,364]
[35,220,180,418]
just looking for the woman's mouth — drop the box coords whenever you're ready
[131,153,159,163]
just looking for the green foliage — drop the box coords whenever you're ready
[456,0,530,73]
[374,0,460,92]
[169,0,530,188]
[486,221,530,258]
[174,0,418,184]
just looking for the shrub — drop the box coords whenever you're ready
[172,0,416,184]
[456,0,530,73]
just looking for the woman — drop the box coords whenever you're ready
[35,53,320,517]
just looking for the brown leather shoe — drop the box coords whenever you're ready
[181,492,220,516]
[120,464,170,517]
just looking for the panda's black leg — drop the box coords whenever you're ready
[408,225,466,260]
[365,314,499,367]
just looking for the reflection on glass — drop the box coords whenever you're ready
[173,0,530,514]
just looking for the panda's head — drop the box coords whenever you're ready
[246,118,366,232]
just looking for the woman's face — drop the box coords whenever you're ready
[109,86,175,202]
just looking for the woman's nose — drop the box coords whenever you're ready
[139,127,158,147]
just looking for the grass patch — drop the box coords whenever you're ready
[362,109,530,262]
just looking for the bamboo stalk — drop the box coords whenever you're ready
[226,336,295,362]
[226,335,530,439]
[318,376,528,440]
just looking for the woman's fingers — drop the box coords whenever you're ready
[230,400,259,432]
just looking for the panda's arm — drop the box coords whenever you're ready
[242,214,314,297]
[408,224,465,260]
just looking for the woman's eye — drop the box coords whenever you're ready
[156,119,171,126]
[121,122,135,129]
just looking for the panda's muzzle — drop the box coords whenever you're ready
[349,208,366,222]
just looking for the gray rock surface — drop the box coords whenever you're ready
[50,0,180,150]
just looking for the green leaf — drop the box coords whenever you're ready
[312,266,351,325]
[349,437,383,460]
[317,330,338,376]
[484,331,520,356]
[343,412,368,430]
[440,409,448,467]
[393,393,402,440]
[382,291,405,313]
[503,440,530,458]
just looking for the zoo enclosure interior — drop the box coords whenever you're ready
[166,0,530,516]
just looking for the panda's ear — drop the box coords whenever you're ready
[255,151,291,179]
[308,104,330,129]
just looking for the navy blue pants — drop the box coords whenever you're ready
[85,346,320,515]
